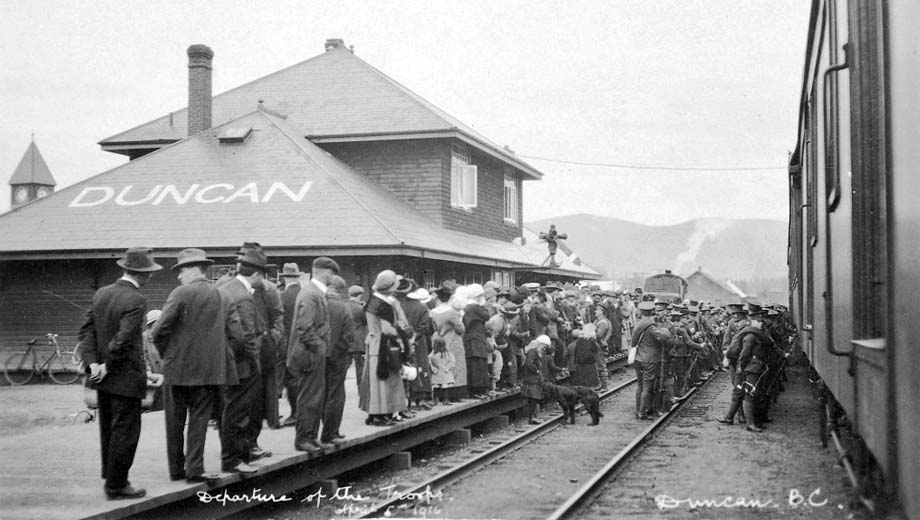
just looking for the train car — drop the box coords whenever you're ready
[643,271,687,302]
[788,1,919,517]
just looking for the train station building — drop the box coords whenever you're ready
[0,40,597,352]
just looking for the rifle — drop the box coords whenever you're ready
[655,336,669,413]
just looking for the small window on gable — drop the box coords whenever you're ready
[503,169,518,223]
[450,144,477,210]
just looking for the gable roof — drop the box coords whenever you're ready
[0,111,596,279]
[9,141,56,186]
[688,268,746,298]
[99,47,542,180]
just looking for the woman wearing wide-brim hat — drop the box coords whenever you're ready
[358,270,409,426]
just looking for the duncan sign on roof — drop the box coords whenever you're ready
[0,111,598,278]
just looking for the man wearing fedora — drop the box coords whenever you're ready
[288,256,339,452]
[78,247,162,500]
[152,248,241,483]
[216,246,265,474]
[278,263,304,427]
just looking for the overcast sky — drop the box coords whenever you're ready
[0,0,807,225]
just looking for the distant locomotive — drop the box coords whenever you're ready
[643,271,687,302]
[787,1,919,518]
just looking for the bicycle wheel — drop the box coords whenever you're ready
[49,352,81,385]
[4,352,34,385]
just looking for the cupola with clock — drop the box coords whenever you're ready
[9,138,56,209]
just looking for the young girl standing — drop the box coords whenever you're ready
[428,337,456,405]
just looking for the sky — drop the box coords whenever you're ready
[0,0,808,226]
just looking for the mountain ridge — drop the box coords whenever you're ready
[526,214,788,281]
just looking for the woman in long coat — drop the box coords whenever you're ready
[463,284,493,398]
[571,323,601,388]
[430,288,466,401]
[359,270,408,426]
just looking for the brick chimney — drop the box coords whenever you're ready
[187,44,214,136]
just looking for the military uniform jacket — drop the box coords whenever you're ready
[287,280,330,373]
[737,326,773,374]
[78,279,148,399]
[631,317,673,364]
[152,277,241,386]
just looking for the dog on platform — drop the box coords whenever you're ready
[541,382,603,425]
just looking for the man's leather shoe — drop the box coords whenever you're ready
[106,485,147,500]
[317,440,336,450]
[222,462,258,474]
[169,472,186,481]
[746,425,765,433]
[334,433,346,440]
[250,446,272,460]
[716,418,734,425]
[186,473,221,484]
[295,440,324,452]
[282,416,296,427]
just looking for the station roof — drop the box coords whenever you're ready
[98,47,542,180]
[0,111,597,279]
[9,141,56,186]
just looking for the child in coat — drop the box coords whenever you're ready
[428,337,456,405]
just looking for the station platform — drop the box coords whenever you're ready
[0,366,515,520]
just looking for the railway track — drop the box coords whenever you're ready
[358,367,716,520]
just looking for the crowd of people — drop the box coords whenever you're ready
[76,244,793,501]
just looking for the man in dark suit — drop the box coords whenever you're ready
[216,246,264,474]
[252,274,284,437]
[152,248,241,483]
[78,247,162,500]
[288,256,338,452]
[278,263,303,426]
[320,276,355,444]
[346,285,367,394]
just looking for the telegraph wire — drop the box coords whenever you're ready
[519,154,786,171]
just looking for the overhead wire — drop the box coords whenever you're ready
[519,154,786,171]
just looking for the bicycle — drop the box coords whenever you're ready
[3,333,82,385]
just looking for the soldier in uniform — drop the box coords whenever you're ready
[632,301,674,419]
[717,303,773,432]
[720,303,749,423]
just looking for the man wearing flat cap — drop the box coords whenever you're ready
[288,256,339,452]
[78,247,162,499]
[215,245,265,474]
[152,248,241,483]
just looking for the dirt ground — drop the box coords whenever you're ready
[0,382,90,437]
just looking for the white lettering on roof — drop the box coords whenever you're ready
[195,183,233,204]
[262,181,313,203]
[115,185,163,206]
[68,181,312,208]
[154,184,200,205]
[223,182,259,204]
[69,187,115,207]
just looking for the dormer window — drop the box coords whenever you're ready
[450,144,477,210]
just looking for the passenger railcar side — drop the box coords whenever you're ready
[788,1,920,517]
